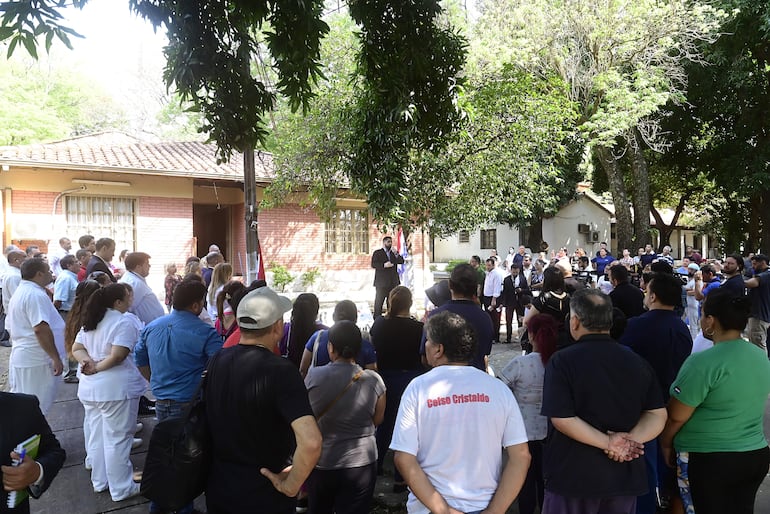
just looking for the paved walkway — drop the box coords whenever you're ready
[4,341,770,513]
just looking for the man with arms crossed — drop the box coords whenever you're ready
[7,259,65,415]
[541,288,667,514]
[392,311,530,514]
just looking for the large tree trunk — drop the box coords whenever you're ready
[651,190,693,252]
[760,190,770,254]
[522,219,544,252]
[595,145,634,253]
[628,128,651,248]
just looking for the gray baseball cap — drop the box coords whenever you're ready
[236,287,293,329]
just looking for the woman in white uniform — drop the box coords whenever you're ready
[72,282,146,502]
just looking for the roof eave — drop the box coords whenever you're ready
[0,159,250,182]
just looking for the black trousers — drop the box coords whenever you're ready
[374,287,392,318]
[518,439,544,514]
[689,446,769,514]
[504,304,524,343]
[307,462,377,514]
[483,296,501,342]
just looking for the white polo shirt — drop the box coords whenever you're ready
[1,266,21,312]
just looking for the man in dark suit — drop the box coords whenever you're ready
[502,263,530,344]
[371,236,404,318]
[0,392,66,514]
[85,237,116,282]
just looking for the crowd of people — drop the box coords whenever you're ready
[0,235,769,514]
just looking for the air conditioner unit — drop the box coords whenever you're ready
[577,223,590,234]
[588,231,600,243]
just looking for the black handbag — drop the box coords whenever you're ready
[140,365,214,511]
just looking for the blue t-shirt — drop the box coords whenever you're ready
[304,328,377,367]
[419,299,494,371]
[135,309,223,402]
[591,255,614,276]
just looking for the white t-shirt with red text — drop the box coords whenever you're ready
[390,365,528,514]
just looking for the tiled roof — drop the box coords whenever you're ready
[0,132,274,181]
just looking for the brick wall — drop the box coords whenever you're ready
[137,196,195,293]
[11,190,61,214]
[228,203,429,283]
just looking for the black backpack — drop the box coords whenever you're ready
[140,363,215,511]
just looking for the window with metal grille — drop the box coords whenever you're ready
[458,230,470,243]
[480,229,497,250]
[65,196,136,252]
[325,209,370,254]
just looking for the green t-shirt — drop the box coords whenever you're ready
[670,339,770,452]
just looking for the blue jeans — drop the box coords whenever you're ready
[149,400,193,514]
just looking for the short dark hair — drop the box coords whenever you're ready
[21,258,48,279]
[75,249,90,260]
[570,288,613,331]
[511,262,521,270]
[702,287,750,331]
[333,299,358,323]
[485,258,495,266]
[648,273,683,307]
[650,260,674,274]
[60,255,77,269]
[95,237,115,251]
[78,235,94,248]
[328,320,362,359]
[25,245,40,256]
[173,280,207,310]
[425,310,477,364]
[470,255,481,266]
[700,263,716,276]
[726,253,745,271]
[449,263,478,298]
[124,252,149,271]
[609,264,630,283]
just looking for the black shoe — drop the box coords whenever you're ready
[0,340,11,347]
[138,396,156,416]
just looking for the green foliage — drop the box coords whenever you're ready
[266,9,581,235]
[0,57,127,145]
[443,259,467,273]
[268,261,293,292]
[0,0,87,58]
[300,268,321,289]
[127,0,329,162]
[345,0,467,225]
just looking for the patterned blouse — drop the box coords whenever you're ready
[498,352,547,440]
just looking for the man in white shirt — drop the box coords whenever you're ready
[120,252,165,325]
[7,258,65,415]
[391,311,530,514]
[482,258,503,343]
[0,245,21,346]
[49,237,72,277]
[521,253,534,284]
[53,255,81,384]
[2,250,26,315]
